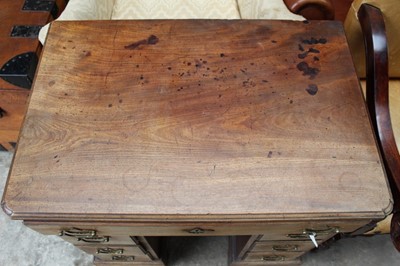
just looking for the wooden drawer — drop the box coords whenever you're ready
[258,222,360,241]
[251,240,318,253]
[93,259,165,265]
[231,260,301,266]
[80,244,150,257]
[25,220,368,237]
[80,245,154,262]
[62,234,135,246]
[239,240,320,263]
[95,254,153,263]
[244,251,302,262]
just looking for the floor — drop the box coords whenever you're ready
[1,151,400,265]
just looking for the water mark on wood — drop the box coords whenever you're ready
[297,62,319,79]
[306,84,319,95]
[125,35,159,49]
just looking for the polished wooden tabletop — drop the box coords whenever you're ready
[2,20,392,222]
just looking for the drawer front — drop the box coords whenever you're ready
[62,234,135,246]
[93,258,165,265]
[245,251,301,262]
[258,222,362,241]
[80,244,156,263]
[231,261,301,266]
[95,253,153,263]
[81,245,153,263]
[81,245,149,257]
[251,240,317,253]
[26,220,368,237]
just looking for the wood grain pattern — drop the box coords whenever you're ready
[2,20,391,222]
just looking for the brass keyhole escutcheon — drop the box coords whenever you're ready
[186,228,215,234]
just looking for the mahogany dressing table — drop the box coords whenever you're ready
[1,20,392,265]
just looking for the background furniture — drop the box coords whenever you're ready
[2,19,391,265]
[342,0,400,241]
[344,1,400,250]
[330,0,353,21]
[0,0,67,151]
[37,0,336,44]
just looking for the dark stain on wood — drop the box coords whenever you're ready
[302,37,327,45]
[297,62,320,79]
[125,35,159,49]
[298,52,308,59]
[147,35,159,45]
[298,48,320,59]
[255,25,271,36]
[306,84,319,95]
[195,59,203,68]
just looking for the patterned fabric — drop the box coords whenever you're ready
[58,0,115,20]
[237,0,304,20]
[38,0,303,44]
[39,0,115,44]
[111,0,240,19]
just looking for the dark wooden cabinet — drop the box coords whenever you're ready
[0,0,67,150]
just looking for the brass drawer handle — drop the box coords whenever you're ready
[97,247,124,255]
[262,255,286,261]
[272,244,299,252]
[112,255,135,261]
[77,236,110,243]
[303,226,340,235]
[59,228,96,238]
[288,226,339,239]
[185,228,215,234]
[287,233,308,239]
